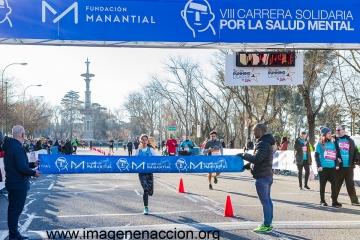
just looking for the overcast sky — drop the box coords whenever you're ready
[0,45,217,111]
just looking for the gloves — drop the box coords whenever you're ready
[243,162,251,170]
[237,153,244,158]
[317,167,323,172]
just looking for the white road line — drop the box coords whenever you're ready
[184,196,198,202]
[19,213,36,233]
[203,205,216,211]
[58,210,209,218]
[47,183,54,190]
[0,230,8,240]
[134,190,141,196]
[192,195,208,202]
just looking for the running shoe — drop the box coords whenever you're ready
[332,202,342,208]
[351,202,360,206]
[213,175,218,184]
[143,207,149,215]
[253,224,273,233]
[209,184,213,190]
[320,201,328,206]
[304,186,310,190]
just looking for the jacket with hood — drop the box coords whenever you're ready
[3,137,36,191]
[241,134,275,179]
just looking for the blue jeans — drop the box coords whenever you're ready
[255,176,274,226]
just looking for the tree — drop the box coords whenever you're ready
[60,91,83,138]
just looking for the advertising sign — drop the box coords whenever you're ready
[225,53,304,86]
[197,125,201,138]
[0,0,359,44]
[168,123,177,133]
[38,154,244,174]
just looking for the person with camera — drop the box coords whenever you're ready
[334,125,360,206]
[294,131,312,190]
[203,131,223,190]
[3,126,41,240]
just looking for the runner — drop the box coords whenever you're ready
[135,134,159,215]
[108,138,115,154]
[72,138,78,154]
[203,131,223,190]
[165,133,178,156]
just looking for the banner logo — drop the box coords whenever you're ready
[233,68,260,82]
[181,0,215,38]
[0,0,12,27]
[55,157,68,172]
[175,158,188,172]
[42,1,78,24]
[116,158,129,172]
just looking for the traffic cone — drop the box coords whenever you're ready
[224,195,234,217]
[178,178,185,193]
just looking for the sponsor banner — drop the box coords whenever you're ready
[225,54,304,86]
[0,157,5,189]
[38,154,244,174]
[0,1,359,43]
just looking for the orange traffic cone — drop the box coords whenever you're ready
[178,178,185,193]
[224,195,234,217]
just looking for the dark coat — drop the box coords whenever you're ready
[294,137,312,165]
[62,141,73,155]
[334,135,359,168]
[3,137,36,190]
[242,134,275,179]
[127,141,133,150]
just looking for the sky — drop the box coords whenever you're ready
[0,45,217,111]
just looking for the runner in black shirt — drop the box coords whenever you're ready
[108,139,115,155]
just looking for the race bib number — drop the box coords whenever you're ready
[212,150,221,156]
[339,142,350,151]
[324,149,336,160]
[302,146,307,152]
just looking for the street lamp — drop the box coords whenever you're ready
[23,84,42,127]
[1,62,28,132]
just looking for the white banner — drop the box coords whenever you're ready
[225,53,304,86]
[197,125,201,138]
[0,158,5,190]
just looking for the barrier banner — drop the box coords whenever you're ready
[0,158,5,190]
[38,154,244,174]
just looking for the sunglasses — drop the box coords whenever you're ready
[336,129,343,131]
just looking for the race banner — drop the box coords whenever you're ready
[0,0,359,43]
[38,154,244,174]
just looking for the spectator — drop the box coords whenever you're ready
[244,138,254,151]
[294,131,312,190]
[280,137,289,150]
[62,138,73,155]
[72,138,78,154]
[315,127,342,207]
[181,135,194,154]
[3,126,41,240]
[89,140,93,150]
[220,139,226,148]
[36,140,42,151]
[238,124,274,233]
[334,125,360,205]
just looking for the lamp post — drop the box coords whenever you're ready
[23,84,42,127]
[1,62,28,132]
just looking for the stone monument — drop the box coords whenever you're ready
[79,58,96,140]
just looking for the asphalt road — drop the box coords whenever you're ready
[1,148,360,240]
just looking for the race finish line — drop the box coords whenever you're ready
[38,155,244,174]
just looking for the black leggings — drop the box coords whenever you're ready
[297,161,310,187]
[318,168,338,203]
[139,173,154,206]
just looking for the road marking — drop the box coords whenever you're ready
[0,231,8,240]
[47,183,54,190]
[184,196,198,202]
[192,195,208,202]
[134,190,141,196]
[58,210,209,218]
[19,213,36,233]
[203,205,215,211]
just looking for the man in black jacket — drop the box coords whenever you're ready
[62,138,73,155]
[294,131,312,190]
[3,126,41,240]
[238,124,274,233]
[334,125,360,205]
